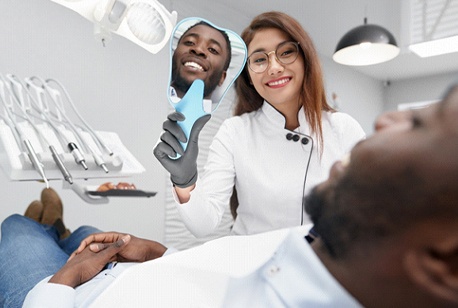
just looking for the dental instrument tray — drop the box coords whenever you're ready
[0,74,146,182]
[87,189,157,198]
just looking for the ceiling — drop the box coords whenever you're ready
[166,0,458,81]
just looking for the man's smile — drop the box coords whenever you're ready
[184,61,206,72]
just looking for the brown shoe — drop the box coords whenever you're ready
[24,200,43,222]
[40,188,63,225]
[41,188,71,239]
[53,218,72,240]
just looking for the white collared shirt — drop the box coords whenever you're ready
[25,226,362,307]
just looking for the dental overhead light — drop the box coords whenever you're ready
[50,0,177,54]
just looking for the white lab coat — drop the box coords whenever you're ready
[176,101,365,236]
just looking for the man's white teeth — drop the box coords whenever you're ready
[184,62,204,71]
[268,78,289,86]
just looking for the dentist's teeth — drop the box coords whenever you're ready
[341,152,351,167]
[184,62,204,71]
[268,78,289,86]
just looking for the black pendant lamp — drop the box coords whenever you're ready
[333,18,400,66]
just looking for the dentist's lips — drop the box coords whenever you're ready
[266,77,291,88]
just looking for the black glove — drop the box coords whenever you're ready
[153,111,211,188]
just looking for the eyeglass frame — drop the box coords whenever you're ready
[247,41,301,74]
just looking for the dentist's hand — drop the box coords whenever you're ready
[153,112,211,188]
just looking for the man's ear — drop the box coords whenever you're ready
[403,237,458,304]
[218,71,227,87]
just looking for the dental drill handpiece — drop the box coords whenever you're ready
[49,145,73,184]
[68,142,88,170]
[24,139,49,188]
[93,153,109,173]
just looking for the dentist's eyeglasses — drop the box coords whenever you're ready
[247,41,300,74]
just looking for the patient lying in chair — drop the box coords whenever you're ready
[2,84,458,307]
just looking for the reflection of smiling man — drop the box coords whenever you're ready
[154,21,233,197]
[171,21,232,99]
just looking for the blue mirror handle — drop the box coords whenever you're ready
[170,79,206,158]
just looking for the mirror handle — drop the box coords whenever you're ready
[169,79,206,158]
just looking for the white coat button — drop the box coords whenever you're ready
[267,265,281,276]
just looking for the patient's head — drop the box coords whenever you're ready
[306,84,458,258]
[305,84,458,306]
[171,21,231,99]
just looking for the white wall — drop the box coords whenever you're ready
[321,57,384,134]
[384,72,458,110]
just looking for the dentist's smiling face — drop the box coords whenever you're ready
[171,24,228,99]
[246,28,305,113]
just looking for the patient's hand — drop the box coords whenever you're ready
[50,235,131,288]
[69,232,167,263]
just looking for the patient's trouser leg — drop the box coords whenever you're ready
[0,214,100,308]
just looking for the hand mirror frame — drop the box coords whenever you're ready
[166,17,247,153]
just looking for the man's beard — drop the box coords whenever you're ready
[303,187,326,227]
[303,178,377,259]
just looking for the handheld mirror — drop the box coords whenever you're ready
[167,17,247,153]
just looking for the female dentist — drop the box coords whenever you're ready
[154,11,365,237]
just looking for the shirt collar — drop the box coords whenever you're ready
[268,228,362,307]
[261,101,310,135]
